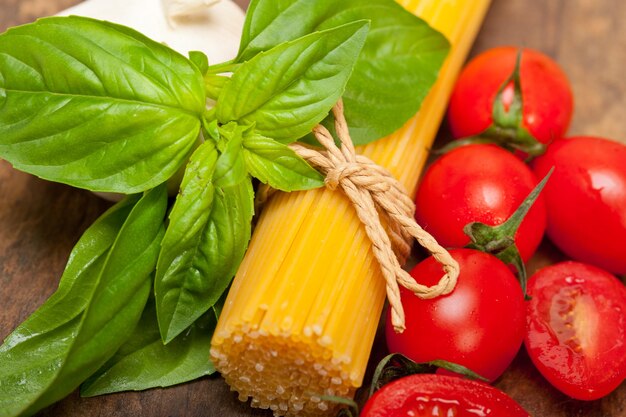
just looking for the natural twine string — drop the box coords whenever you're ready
[258,100,460,333]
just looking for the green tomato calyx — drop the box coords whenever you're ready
[463,168,553,295]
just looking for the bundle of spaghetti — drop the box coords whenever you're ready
[210,1,491,416]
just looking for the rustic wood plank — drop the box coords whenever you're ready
[0,0,624,416]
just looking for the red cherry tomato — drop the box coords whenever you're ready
[525,261,626,400]
[415,144,546,262]
[361,374,529,417]
[532,136,626,274]
[447,46,573,153]
[386,249,525,381]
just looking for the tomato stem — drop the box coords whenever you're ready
[444,50,548,158]
[315,394,359,417]
[369,353,488,397]
[487,49,547,157]
[464,168,553,295]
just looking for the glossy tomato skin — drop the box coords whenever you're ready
[447,46,573,145]
[361,374,529,417]
[532,136,626,274]
[415,144,546,262]
[525,261,626,400]
[386,249,525,381]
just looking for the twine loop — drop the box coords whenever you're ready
[262,100,460,333]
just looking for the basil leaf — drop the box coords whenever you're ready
[155,140,218,343]
[208,178,254,291]
[189,50,209,75]
[203,118,220,143]
[206,178,254,304]
[0,16,204,193]
[213,125,247,188]
[216,21,369,143]
[243,133,323,191]
[237,0,450,145]
[0,185,167,416]
[155,141,254,343]
[80,295,216,397]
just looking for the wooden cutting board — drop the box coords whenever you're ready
[1,0,625,416]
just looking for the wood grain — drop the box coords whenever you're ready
[0,0,625,416]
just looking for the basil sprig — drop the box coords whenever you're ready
[0,0,450,413]
[155,138,255,343]
[218,20,370,142]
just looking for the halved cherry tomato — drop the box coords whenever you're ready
[532,136,626,274]
[447,46,573,155]
[415,144,546,263]
[361,374,529,417]
[386,249,525,381]
[525,261,626,400]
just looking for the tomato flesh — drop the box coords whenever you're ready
[525,261,626,400]
[361,374,529,417]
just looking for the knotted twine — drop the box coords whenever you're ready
[259,100,460,333]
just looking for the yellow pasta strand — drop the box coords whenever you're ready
[211,1,491,416]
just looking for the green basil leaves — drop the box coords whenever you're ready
[218,21,369,142]
[154,139,254,343]
[236,0,450,145]
[0,16,203,193]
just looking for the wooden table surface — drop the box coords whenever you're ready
[1,0,625,416]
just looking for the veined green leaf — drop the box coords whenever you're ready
[216,21,369,143]
[155,140,254,343]
[202,118,220,143]
[237,0,450,145]
[243,132,323,191]
[155,141,218,343]
[80,294,216,397]
[188,50,209,75]
[0,16,204,193]
[0,186,167,417]
[213,125,247,188]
